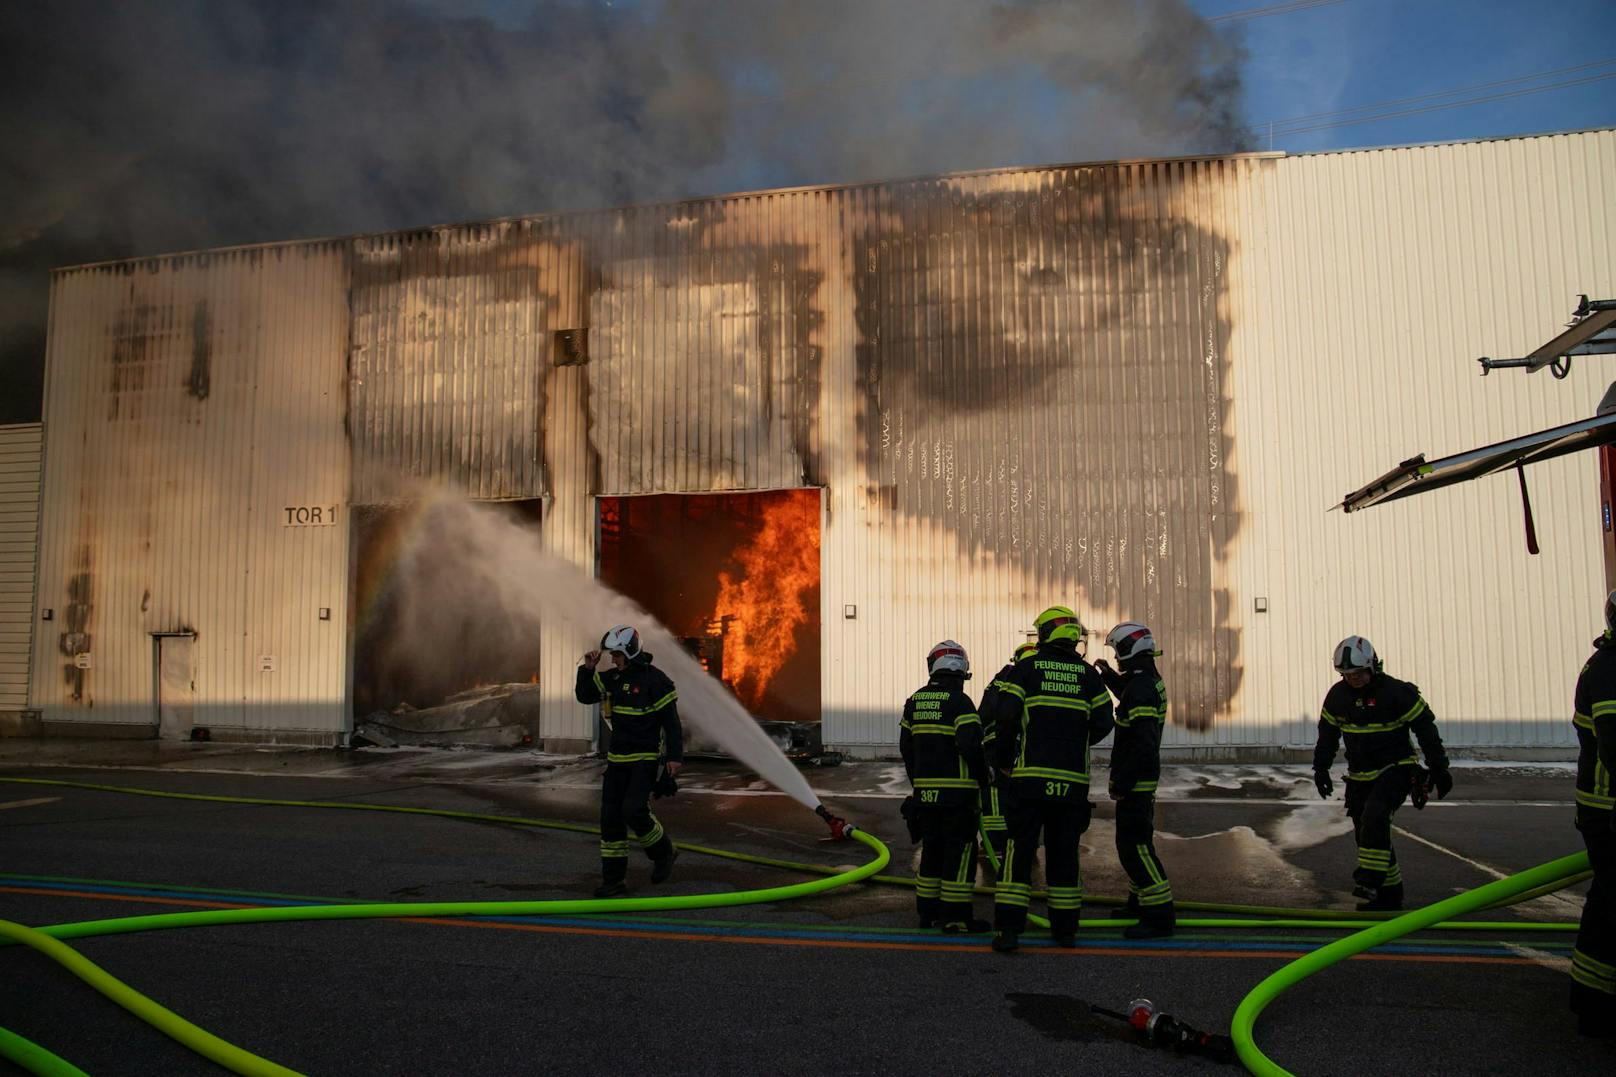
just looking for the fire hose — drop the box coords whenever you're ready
[0,777,1591,1076]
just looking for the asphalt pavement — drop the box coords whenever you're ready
[1,744,1611,1076]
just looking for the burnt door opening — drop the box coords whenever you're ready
[597,489,822,726]
[350,500,544,744]
[154,634,195,740]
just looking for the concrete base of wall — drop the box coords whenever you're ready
[38,719,155,740]
[0,711,42,737]
[203,727,343,748]
[829,743,1581,764]
[542,737,592,755]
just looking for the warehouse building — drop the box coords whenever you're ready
[12,128,1616,757]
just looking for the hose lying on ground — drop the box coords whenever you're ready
[0,776,1588,1077]
[1230,850,1591,1076]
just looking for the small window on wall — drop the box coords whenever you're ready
[597,489,822,726]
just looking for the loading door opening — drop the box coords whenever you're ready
[597,489,822,728]
[350,500,544,746]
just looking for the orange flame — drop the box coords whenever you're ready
[713,493,820,709]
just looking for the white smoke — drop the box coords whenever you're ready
[384,489,822,808]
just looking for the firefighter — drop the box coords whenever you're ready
[977,640,1039,874]
[1571,591,1616,1037]
[1093,621,1175,939]
[1313,635,1451,911]
[575,624,683,898]
[991,606,1114,952]
[900,640,990,933]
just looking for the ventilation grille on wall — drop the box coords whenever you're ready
[554,328,589,366]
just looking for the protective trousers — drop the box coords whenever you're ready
[916,802,980,926]
[599,760,673,884]
[979,781,1008,872]
[994,795,1092,936]
[1572,812,1616,1027]
[1344,766,1409,897]
[1115,792,1174,921]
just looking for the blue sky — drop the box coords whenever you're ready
[1203,0,1615,151]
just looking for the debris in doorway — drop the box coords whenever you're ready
[356,682,540,748]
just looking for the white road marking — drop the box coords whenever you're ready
[0,797,61,811]
[1395,824,1586,918]
[1502,942,1573,974]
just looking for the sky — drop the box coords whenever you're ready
[0,0,1611,423]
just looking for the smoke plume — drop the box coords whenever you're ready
[0,0,1248,421]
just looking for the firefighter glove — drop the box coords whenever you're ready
[900,795,922,844]
[1429,766,1453,800]
[1313,769,1333,799]
[652,766,678,799]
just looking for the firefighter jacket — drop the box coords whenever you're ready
[1101,658,1167,796]
[977,660,1020,777]
[1314,672,1445,781]
[1574,635,1616,815]
[993,640,1114,800]
[900,673,987,808]
[575,654,683,765]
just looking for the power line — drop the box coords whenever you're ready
[1262,72,1616,138]
[1206,0,1350,24]
[1249,58,1616,134]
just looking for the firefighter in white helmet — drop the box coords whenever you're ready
[1570,591,1616,1037]
[1094,621,1175,938]
[576,625,683,898]
[901,639,990,933]
[1313,635,1451,911]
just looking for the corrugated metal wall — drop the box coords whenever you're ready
[350,224,553,504]
[29,129,1616,753]
[820,159,1256,748]
[31,245,350,739]
[0,423,42,710]
[1218,129,1616,751]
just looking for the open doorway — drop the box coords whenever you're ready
[349,499,545,746]
[597,488,822,727]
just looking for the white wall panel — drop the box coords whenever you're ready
[32,247,350,741]
[1220,130,1616,751]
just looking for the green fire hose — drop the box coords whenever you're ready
[1230,850,1591,1075]
[0,776,1590,1077]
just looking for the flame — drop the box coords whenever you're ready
[713,493,820,709]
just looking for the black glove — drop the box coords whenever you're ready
[900,795,922,844]
[1313,769,1333,799]
[1429,766,1453,800]
[652,766,678,799]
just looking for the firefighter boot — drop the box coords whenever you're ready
[992,930,1020,953]
[941,917,992,935]
[650,847,679,885]
[1354,883,1404,912]
[1124,902,1176,940]
[593,879,627,899]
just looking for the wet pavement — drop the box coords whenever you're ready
[0,741,1609,1075]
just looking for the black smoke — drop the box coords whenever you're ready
[0,0,1248,422]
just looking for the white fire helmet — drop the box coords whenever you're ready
[927,639,970,677]
[601,624,642,660]
[1106,621,1158,662]
[1332,635,1379,675]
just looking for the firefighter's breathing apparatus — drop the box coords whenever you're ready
[0,776,1591,1077]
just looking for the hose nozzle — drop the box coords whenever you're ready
[814,803,857,841]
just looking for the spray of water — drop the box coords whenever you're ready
[383,489,821,809]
